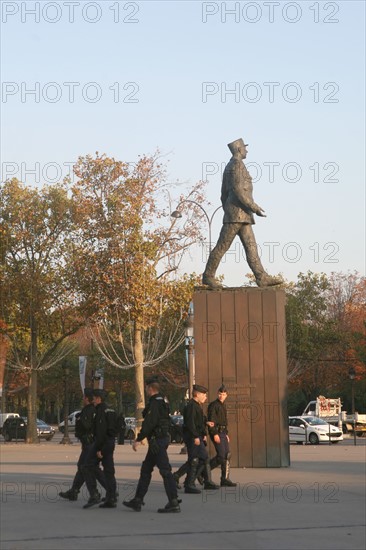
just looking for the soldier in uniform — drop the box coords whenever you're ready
[59,388,107,501]
[202,138,282,289]
[123,376,180,513]
[82,389,118,509]
[207,385,237,487]
[183,384,219,494]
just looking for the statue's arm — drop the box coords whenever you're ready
[232,163,266,216]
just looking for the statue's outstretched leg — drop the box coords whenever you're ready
[202,224,239,289]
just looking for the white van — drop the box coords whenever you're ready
[58,410,81,433]
[0,413,20,434]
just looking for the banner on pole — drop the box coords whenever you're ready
[79,356,87,393]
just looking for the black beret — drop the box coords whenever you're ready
[145,375,159,386]
[92,389,107,399]
[218,385,227,393]
[83,387,94,398]
[193,384,208,394]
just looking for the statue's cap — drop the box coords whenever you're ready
[228,138,248,154]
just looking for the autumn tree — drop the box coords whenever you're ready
[70,152,206,426]
[325,271,366,411]
[0,179,84,442]
[286,271,366,413]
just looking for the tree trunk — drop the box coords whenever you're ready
[1,363,9,413]
[26,315,38,443]
[27,368,38,442]
[134,324,145,434]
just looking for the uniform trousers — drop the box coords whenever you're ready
[72,442,106,492]
[83,438,116,501]
[212,432,230,460]
[135,436,177,502]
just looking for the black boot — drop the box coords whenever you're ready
[173,462,189,489]
[203,461,220,490]
[157,498,181,513]
[101,491,119,503]
[184,458,201,494]
[83,491,101,509]
[99,500,117,508]
[195,463,205,486]
[59,489,79,501]
[221,459,237,487]
[123,497,144,512]
[173,472,181,489]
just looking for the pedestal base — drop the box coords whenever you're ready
[193,287,289,468]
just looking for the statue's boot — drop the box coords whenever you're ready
[202,225,238,289]
[256,273,283,287]
[202,249,224,289]
[202,273,222,289]
[243,228,282,288]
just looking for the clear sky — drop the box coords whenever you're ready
[1,0,365,285]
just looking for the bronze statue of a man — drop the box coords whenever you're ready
[202,138,282,289]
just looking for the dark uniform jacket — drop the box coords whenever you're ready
[93,402,118,451]
[183,399,207,439]
[207,399,229,437]
[136,393,170,442]
[75,403,95,445]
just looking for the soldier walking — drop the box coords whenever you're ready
[59,388,107,501]
[207,385,237,487]
[123,376,181,513]
[183,384,219,494]
[82,389,118,509]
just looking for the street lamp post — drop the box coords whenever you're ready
[348,366,357,446]
[171,200,222,253]
[179,306,194,456]
[185,307,195,398]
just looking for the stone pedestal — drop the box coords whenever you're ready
[193,287,290,468]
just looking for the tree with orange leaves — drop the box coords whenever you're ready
[0,179,84,441]
[69,152,206,427]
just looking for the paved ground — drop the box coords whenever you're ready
[0,434,365,550]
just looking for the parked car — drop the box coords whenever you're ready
[169,414,183,443]
[124,417,136,440]
[58,410,81,433]
[36,419,56,440]
[2,417,55,441]
[289,416,343,445]
[119,416,182,442]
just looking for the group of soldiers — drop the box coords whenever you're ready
[59,377,236,513]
